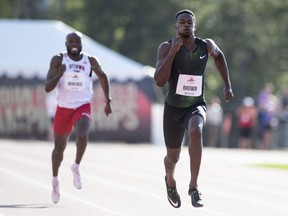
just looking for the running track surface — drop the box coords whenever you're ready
[0,139,287,216]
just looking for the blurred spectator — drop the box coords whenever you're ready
[277,86,288,148]
[257,83,279,149]
[45,89,57,140]
[220,112,233,148]
[205,96,223,147]
[237,97,258,149]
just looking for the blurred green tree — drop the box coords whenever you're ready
[1,0,288,107]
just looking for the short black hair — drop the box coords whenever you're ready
[66,31,82,41]
[175,9,195,19]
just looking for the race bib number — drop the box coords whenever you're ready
[64,72,85,91]
[176,74,202,96]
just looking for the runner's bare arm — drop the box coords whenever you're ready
[45,55,65,92]
[89,56,112,116]
[154,35,183,87]
[205,38,234,102]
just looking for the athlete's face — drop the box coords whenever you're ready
[175,13,195,39]
[66,33,82,56]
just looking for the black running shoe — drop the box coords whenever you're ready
[188,187,204,207]
[165,176,181,208]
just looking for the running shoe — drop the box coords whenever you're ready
[71,163,82,189]
[51,178,60,204]
[165,176,181,208]
[188,187,204,207]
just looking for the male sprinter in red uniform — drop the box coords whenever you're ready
[45,32,112,204]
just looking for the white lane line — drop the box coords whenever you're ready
[0,167,127,216]
[2,146,288,215]
[204,188,288,212]
[85,167,288,214]
[84,174,231,216]
[0,149,230,216]
[87,163,288,210]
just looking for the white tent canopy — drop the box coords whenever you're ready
[0,19,151,81]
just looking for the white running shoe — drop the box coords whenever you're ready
[51,178,60,204]
[71,163,82,189]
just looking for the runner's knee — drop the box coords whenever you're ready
[188,125,202,140]
[166,150,181,164]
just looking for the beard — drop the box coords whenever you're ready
[182,34,190,39]
[180,30,193,39]
[67,47,82,56]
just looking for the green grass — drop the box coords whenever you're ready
[253,164,288,170]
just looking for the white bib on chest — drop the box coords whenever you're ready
[64,72,86,91]
[176,74,202,96]
[57,52,93,109]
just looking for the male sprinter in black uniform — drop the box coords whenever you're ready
[154,9,234,208]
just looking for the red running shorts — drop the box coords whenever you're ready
[53,103,91,135]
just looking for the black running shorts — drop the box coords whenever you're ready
[163,101,207,149]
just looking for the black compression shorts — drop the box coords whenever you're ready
[163,101,207,149]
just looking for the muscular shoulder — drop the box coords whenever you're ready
[159,40,172,50]
[87,55,104,76]
[50,53,63,66]
[157,40,172,57]
[203,38,221,56]
[87,55,101,67]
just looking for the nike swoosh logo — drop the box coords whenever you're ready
[82,112,91,119]
[168,197,179,207]
[200,55,206,59]
[192,110,198,115]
